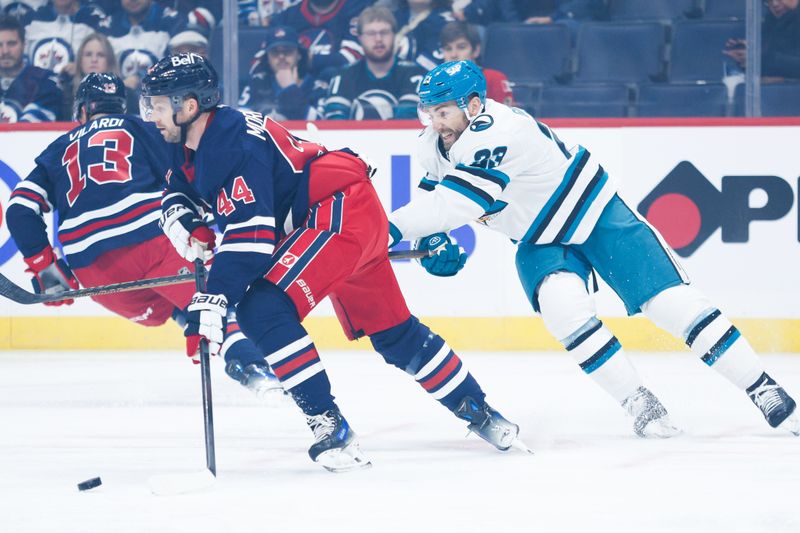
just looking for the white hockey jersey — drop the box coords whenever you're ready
[390,99,617,245]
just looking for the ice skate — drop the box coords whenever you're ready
[226,360,287,403]
[455,396,532,453]
[622,386,681,438]
[306,408,372,472]
[747,373,800,436]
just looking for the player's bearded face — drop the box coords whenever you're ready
[142,95,182,143]
[422,102,469,150]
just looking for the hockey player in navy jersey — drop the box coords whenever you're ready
[140,52,527,472]
[389,60,800,438]
[5,72,280,397]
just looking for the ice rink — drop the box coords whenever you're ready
[1,349,798,533]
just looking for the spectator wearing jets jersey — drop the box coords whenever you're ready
[4,72,282,398]
[238,25,320,120]
[2,0,45,21]
[321,5,425,120]
[101,0,182,92]
[389,60,800,439]
[393,0,452,71]
[141,52,526,472]
[439,21,512,105]
[268,0,370,79]
[0,14,62,121]
[22,0,107,78]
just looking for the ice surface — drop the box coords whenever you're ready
[1,350,798,533]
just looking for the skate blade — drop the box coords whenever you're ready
[509,437,534,454]
[640,417,683,439]
[778,413,800,436]
[316,444,372,473]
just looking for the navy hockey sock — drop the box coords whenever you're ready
[221,312,273,379]
[238,280,335,415]
[370,315,485,412]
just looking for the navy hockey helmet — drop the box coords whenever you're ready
[418,60,486,110]
[139,52,220,120]
[73,72,127,122]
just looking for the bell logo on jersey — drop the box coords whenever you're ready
[280,253,297,266]
[638,161,796,257]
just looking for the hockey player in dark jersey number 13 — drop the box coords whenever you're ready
[140,52,531,472]
[5,72,283,399]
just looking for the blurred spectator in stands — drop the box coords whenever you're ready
[453,0,606,29]
[269,0,371,78]
[240,0,299,26]
[24,0,106,77]
[238,25,319,119]
[168,28,208,56]
[321,5,424,119]
[723,0,800,81]
[61,32,138,118]
[102,0,182,91]
[439,21,512,105]
[2,0,46,22]
[0,14,62,121]
[394,0,452,71]
[160,0,219,33]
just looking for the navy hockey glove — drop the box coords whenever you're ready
[24,246,79,306]
[184,292,227,362]
[415,233,467,277]
[160,204,216,263]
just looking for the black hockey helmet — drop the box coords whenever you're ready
[140,52,220,119]
[73,72,127,122]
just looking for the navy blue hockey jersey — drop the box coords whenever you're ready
[0,65,62,122]
[162,106,326,304]
[270,0,371,75]
[6,114,171,267]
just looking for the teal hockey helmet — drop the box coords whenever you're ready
[418,60,486,109]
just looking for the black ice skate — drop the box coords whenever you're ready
[622,386,681,438]
[455,396,532,453]
[746,372,800,435]
[306,408,372,472]
[225,360,287,403]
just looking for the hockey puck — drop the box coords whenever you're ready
[77,477,102,491]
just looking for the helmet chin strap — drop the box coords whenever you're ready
[172,106,204,145]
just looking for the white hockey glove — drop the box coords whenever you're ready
[160,204,216,263]
[184,292,227,362]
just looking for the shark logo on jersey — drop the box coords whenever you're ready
[351,90,400,120]
[470,114,494,132]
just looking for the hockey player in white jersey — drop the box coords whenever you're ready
[388,60,800,438]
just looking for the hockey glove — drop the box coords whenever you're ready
[24,246,79,306]
[415,233,467,277]
[160,204,216,263]
[184,292,227,362]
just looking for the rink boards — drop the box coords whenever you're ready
[0,118,798,351]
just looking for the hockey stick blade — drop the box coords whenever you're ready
[388,249,433,260]
[0,271,194,305]
[148,469,216,496]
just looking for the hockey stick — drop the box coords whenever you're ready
[0,270,194,305]
[387,249,433,260]
[148,259,217,496]
[0,250,432,306]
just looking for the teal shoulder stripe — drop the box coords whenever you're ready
[441,180,492,211]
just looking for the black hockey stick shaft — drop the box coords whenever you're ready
[0,250,430,306]
[193,259,217,477]
[387,249,433,260]
[0,270,194,305]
